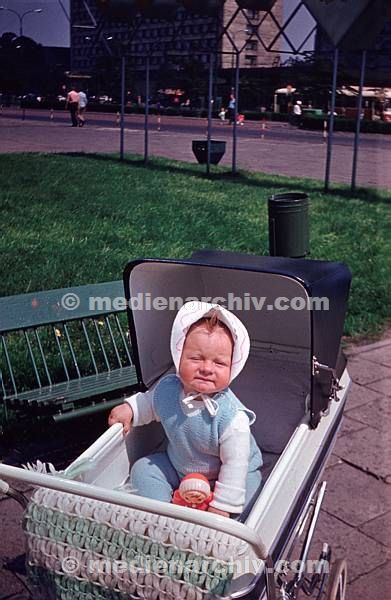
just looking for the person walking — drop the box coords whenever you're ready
[219,107,227,123]
[228,94,236,125]
[78,90,88,127]
[65,88,80,127]
[293,100,302,127]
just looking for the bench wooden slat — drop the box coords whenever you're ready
[7,365,137,408]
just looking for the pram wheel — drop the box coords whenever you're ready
[326,559,347,600]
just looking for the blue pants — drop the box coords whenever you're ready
[130,452,262,518]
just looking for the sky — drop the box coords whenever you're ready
[0,1,314,50]
[0,0,70,47]
[283,0,316,53]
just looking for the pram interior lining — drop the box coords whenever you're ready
[127,262,311,456]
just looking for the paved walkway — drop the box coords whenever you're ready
[313,330,391,598]
[0,331,390,598]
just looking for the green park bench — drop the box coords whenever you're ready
[0,281,138,424]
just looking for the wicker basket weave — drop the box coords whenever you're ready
[24,487,249,599]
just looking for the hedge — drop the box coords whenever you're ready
[301,115,391,134]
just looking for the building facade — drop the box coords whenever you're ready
[70,0,283,94]
[221,1,282,69]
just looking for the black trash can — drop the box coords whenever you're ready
[268,192,309,258]
[192,140,226,165]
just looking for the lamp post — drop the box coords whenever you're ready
[229,28,249,71]
[228,29,249,175]
[0,6,43,37]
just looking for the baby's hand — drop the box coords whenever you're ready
[207,506,230,518]
[108,403,133,434]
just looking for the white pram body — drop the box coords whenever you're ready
[0,251,352,600]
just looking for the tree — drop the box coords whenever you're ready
[0,32,44,95]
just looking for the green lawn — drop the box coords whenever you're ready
[0,153,390,337]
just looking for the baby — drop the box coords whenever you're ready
[108,302,262,518]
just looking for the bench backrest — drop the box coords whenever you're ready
[0,281,137,420]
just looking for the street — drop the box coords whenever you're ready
[1,108,390,190]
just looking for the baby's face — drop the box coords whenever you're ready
[179,325,233,395]
[181,489,207,504]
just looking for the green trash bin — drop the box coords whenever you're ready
[268,192,309,258]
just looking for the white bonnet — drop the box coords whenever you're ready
[170,301,250,383]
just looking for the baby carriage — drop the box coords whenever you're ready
[0,250,351,600]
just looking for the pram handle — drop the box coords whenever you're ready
[0,462,269,560]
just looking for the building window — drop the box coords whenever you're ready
[245,55,257,66]
[246,9,260,20]
[246,40,258,51]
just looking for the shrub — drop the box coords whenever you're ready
[301,115,391,134]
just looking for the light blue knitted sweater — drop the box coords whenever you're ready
[153,375,263,480]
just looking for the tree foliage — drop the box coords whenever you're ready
[0,33,46,94]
